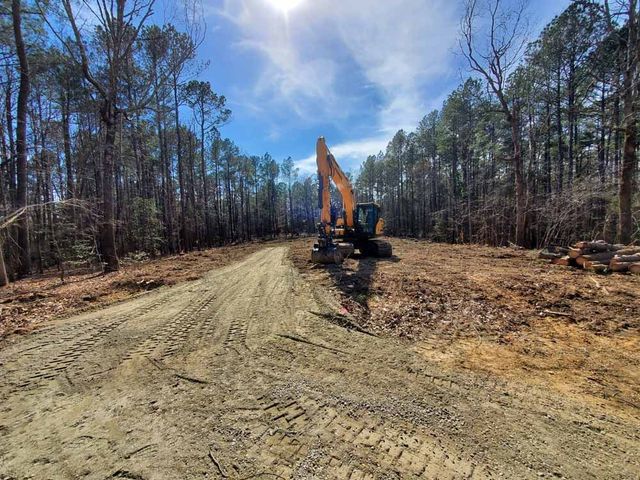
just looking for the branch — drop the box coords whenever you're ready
[117,0,156,64]
[60,0,108,99]
[1,199,90,231]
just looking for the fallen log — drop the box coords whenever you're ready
[583,259,610,268]
[547,240,640,275]
[552,255,572,266]
[575,247,640,262]
[539,251,562,260]
[584,263,608,274]
[575,251,616,266]
[573,241,616,252]
[545,246,570,254]
[614,247,640,256]
[568,248,584,259]
[609,261,636,272]
[611,254,640,263]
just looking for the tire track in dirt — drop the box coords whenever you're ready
[245,394,484,479]
[120,292,218,363]
[2,295,176,390]
[213,248,291,354]
[0,246,638,480]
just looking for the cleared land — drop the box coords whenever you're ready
[291,238,640,413]
[0,240,638,479]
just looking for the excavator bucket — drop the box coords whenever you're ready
[311,247,343,264]
[311,242,354,264]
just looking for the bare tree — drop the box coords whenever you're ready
[460,0,529,246]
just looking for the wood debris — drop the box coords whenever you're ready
[540,240,640,274]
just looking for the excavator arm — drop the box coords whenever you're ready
[312,136,392,263]
[316,136,355,230]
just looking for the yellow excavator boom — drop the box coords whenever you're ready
[316,137,355,229]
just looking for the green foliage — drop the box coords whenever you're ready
[128,198,163,255]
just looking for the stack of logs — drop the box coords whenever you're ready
[541,241,640,274]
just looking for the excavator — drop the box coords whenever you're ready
[312,136,393,264]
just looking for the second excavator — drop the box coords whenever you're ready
[312,136,392,264]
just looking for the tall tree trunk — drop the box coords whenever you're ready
[0,235,8,287]
[225,157,233,239]
[556,66,564,192]
[451,139,458,242]
[506,105,527,247]
[613,75,622,182]
[545,100,552,194]
[288,182,293,235]
[254,159,259,238]
[187,134,198,246]
[200,118,210,244]
[0,119,6,209]
[567,63,575,187]
[598,80,607,185]
[173,75,187,251]
[62,90,74,198]
[12,0,31,277]
[154,82,175,253]
[618,0,638,243]
[99,102,119,272]
[5,69,16,203]
[214,146,223,240]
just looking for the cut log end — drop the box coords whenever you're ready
[550,241,640,276]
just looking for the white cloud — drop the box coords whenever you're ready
[212,0,459,168]
[295,135,390,175]
[331,0,457,134]
[213,0,344,125]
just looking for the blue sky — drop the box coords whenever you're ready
[164,0,572,175]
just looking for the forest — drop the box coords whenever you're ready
[0,0,638,284]
[358,0,639,248]
[0,0,319,284]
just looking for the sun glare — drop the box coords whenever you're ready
[266,0,305,13]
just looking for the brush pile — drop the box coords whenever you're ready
[540,241,640,274]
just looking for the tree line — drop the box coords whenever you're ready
[0,0,320,285]
[1,0,638,286]
[356,0,638,248]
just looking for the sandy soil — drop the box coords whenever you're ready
[0,244,638,479]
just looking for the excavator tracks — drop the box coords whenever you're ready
[360,238,393,257]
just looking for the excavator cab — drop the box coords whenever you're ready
[354,203,380,237]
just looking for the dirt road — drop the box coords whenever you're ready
[0,247,638,479]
